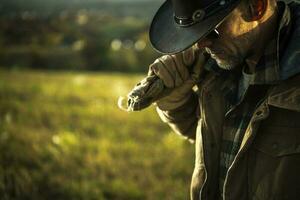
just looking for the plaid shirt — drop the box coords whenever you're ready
[211,2,292,198]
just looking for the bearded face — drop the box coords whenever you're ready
[197,0,277,70]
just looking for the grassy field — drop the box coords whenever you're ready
[0,70,194,200]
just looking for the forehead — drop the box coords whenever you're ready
[218,1,249,25]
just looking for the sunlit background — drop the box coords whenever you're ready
[0,0,194,199]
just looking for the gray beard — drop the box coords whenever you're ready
[205,47,244,71]
[211,55,243,71]
[216,61,236,70]
[216,60,238,70]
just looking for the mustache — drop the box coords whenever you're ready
[204,47,225,55]
[204,47,244,70]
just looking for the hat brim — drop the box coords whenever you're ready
[149,0,241,54]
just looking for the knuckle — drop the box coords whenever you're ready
[160,55,171,62]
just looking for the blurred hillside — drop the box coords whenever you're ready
[0,0,163,18]
[0,70,194,200]
[0,0,163,72]
[0,1,197,199]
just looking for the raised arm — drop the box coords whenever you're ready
[149,45,206,142]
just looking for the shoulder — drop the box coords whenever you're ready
[279,1,300,80]
[268,73,300,112]
[288,1,300,12]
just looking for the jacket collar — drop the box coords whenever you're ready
[279,1,300,80]
[268,74,300,112]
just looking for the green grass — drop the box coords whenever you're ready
[0,70,194,200]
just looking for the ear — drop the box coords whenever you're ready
[249,0,268,20]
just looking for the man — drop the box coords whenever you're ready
[122,0,300,199]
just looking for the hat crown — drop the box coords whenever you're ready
[172,0,204,18]
[149,0,240,53]
[172,0,226,26]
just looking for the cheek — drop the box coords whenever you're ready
[219,22,253,39]
[217,10,259,38]
[215,20,258,56]
[235,21,259,37]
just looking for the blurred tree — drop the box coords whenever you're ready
[81,27,109,71]
[0,1,161,72]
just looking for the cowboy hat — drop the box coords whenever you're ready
[149,0,242,54]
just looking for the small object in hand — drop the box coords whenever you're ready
[118,75,168,112]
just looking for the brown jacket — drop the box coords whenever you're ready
[194,73,300,200]
[156,2,300,199]
[158,72,300,200]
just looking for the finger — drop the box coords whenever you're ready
[190,51,207,81]
[160,55,190,88]
[148,58,160,76]
[182,46,196,66]
[159,55,181,82]
[150,57,175,88]
[170,54,189,84]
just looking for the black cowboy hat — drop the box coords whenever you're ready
[149,0,242,54]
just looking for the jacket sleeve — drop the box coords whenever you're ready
[156,91,200,142]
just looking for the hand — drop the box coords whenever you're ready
[148,45,207,110]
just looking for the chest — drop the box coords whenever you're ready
[197,73,268,141]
